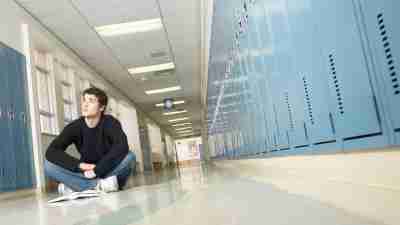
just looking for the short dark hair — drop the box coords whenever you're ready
[82,87,108,113]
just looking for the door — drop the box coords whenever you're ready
[0,43,16,191]
[139,125,152,172]
[359,0,400,133]
[312,0,382,140]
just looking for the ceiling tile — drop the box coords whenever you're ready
[71,0,160,26]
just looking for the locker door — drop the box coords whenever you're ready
[0,45,7,191]
[247,6,268,153]
[264,2,293,149]
[287,80,309,147]
[359,0,400,132]
[7,47,25,190]
[0,44,16,191]
[313,0,382,139]
[286,0,337,145]
[238,32,255,154]
[13,50,34,189]
[251,1,280,151]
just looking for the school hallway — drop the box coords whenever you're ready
[2,0,400,224]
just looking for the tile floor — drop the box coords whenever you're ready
[0,163,383,225]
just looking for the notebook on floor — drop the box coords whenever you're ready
[48,190,101,204]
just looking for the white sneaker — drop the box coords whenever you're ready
[96,176,119,193]
[58,183,74,195]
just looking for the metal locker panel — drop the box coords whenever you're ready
[272,87,291,149]
[358,0,400,132]
[286,0,337,145]
[263,2,293,149]
[253,1,278,151]
[0,45,7,192]
[312,0,382,139]
[248,2,271,153]
[0,44,16,191]
[287,79,309,147]
[14,51,34,189]
[274,1,310,148]
[7,48,26,190]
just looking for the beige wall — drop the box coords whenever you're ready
[215,148,400,225]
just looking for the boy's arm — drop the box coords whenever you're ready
[45,123,81,172]
[94,119,129,177]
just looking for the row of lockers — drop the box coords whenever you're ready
[207,0,400,157]
[0,42,35,192]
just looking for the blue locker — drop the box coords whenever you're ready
[0,43,35,191]
[278,2,309,148]
[0,45,7,191]
[312,0,382,140]
[248,1,277,152]
[286,0,337,146]
[263,1,293,150]
[11,49,34,189]
[0,44,17,191]
[358,0,400,136]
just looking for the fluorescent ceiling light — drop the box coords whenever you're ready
[163,110,187,116]
[156,100,185,107]
[172,122,192,127]
[175,127,193,131]
[95,18,163,36]
[179,133,195,137]
[169,117,190,123]
[128,62,175,75]
[177,130,194,134]
[145,86,181,95]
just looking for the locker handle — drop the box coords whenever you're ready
[21,112,26,125]
[8,106,15,121]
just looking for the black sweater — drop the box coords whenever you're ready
[45,115,129,178]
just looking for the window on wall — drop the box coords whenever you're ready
[59,63,77,125]
[107,97,119,118]
[33,50,58,135]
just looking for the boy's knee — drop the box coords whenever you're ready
[44,160,58,175]
[127,151,136,162]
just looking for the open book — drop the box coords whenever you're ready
[48,189,101,204]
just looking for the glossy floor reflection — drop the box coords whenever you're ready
[0,163,382,225]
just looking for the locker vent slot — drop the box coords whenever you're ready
[302,76,314,124]
[314,140,336,146]
[295,145,309,149]
[329,53,344,114]
[284,92,295,130]
[377,13,399,95]
[303,122,309,141]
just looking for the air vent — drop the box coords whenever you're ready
[377,13,399,95]
[303,76,314,125]
[284,92,294,130]
[329,53,344,115]
[150,51,167,59]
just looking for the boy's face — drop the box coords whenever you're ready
[81,94,105,118]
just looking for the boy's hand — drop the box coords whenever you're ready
[79,163,96,171]
[84,170,96,179]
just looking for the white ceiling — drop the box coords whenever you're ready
[15,0,203,138]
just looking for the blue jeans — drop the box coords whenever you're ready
[44,151,136,192]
